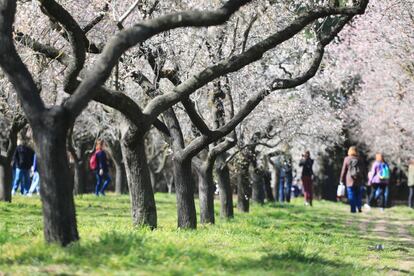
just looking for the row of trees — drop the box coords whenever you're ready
[0,0,369,246]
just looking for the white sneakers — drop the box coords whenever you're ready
[364,203,371,210]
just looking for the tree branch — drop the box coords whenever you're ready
[0,0,45,122]
[83,3,109,34]
[39,0,86,92]
[143,2,368,120]
[63,0,253,121]
[14,32,70,65]
[181,13,355,160]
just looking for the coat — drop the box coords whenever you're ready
[340,156,364,187]
[368,161,389,185]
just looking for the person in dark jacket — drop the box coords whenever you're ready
[340,146,365,213]
[11,139,35,195]
[299,150,314,206]
[94,140,111,196]
[279,155,293,203]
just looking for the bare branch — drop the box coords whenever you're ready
[64,0,253,121]
[143,3,368,120]
[83,3,110,34]
[0,0,45,121]
[39,0,86,92]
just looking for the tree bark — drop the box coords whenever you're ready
[215,154,233,218]
[237,161,250,213]
[173,157,197,229]
[263,170,274,202]
[251,169,265,204]
[73,160,86,195]
[32,111,79,246]
[121,131,157,229]
[197,163,215,224]
[0,161,12,202]
[107,139,128,194]
[115,161,128,194]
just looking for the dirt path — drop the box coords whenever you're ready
[357,208,414,274]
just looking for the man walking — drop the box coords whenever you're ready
[11,139,35,195]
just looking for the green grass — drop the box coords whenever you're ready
[0,194,413,275]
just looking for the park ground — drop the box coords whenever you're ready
[0,194,413,275]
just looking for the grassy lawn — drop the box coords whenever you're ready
[0,193,413,275]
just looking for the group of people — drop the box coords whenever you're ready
[275,150,314,205]
[276,147,414,213]
[339,146,414,213]
[10,139,112,197]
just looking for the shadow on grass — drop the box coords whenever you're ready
[0,231,382,275]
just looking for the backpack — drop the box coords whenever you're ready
[349,158,363,181]
[379,162,390,180]
[89,152,97,171]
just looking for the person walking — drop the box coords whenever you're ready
[28,154,40,196]
[408,159,414,208]
[299,151,314,206]
[367,153,390,211]
[92,140,111,196]
[11,139,35,195]
[340,146,365,213]
[279,156,293,203]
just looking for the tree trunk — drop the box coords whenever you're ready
[263,171,274,202]
[237,162,250,213]
[107,139,128,194]
[115,162,128,194]
[215,155,233,218]
[73,160,86,195]
[173,157,197,229]
[121,132,157,229]
[32,119,79,246]
[197,163,215,224]
[0,161,12,202]
[251,170,265,204]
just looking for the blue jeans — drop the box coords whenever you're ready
[28,172,40,195]
[279,175,292,203]
[12,168,31,195]
[374,184,388,208]
[95,171,111,195]
[347,186,362,213]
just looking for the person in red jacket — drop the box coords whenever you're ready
[94,140,111,196]
[340,146,365,213]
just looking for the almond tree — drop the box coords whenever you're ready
[0,0,368,244]
[0,0,253,245]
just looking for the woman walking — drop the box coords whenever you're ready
[340,146,365,213]
[93,140,111,196]
[367,153,390,211]
[299,151,314,206]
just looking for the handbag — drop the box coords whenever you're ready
[337,183,346,198]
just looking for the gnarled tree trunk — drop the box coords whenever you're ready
[32,111,79,246]
[0,161,12,202]
[237,160,250,213]
[107,139,128,194]
[73,159,86,195]
[251,169,265,204]
[197,162,215,224]
[216,154,233,218]
[121,129,157,229]
[173,157,197,229]
[263,170,274,202]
